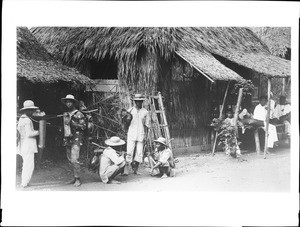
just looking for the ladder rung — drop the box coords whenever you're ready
[159,124,168,127]
[155,111,163,113]
[150,96,159,99]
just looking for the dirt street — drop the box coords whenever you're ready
[16,147,290,192]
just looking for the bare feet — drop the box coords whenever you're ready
[133,171,141,175]
[109,179,121,184]
[66,178,76,185]
[161,174,168,179]
[74,178,81,187]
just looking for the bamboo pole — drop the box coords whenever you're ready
[282,78,286,95]
[37,119,46,168]
[158,92,172,150]
[233,88,243,132]
[212,81,230,156]
[264,78,272,159]
[254,129,261,155]
[232,88,243,157]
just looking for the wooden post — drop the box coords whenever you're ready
[264,77,272,159]
[232,88,243,157]
[254,129,261,155]
[219,81,230,119]
[212,81,230,156]
[282,78,286,95]
[37,119,46,168]
[233,88,243,131]
[158,92,172,150]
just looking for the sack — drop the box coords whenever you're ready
[88,153,100,173]
[85,114,94,137]
[121,108,133,131]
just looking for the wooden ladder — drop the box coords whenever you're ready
[149,92,172,150]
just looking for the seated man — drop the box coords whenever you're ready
[99,136,126,184]
[253,96,278,148]
[149,137,175,178]
[273,96,291,135]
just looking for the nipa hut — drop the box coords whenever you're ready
[17,27,95,160]
[30,27,290,151]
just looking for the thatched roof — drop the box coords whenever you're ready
[250,27,291,58]
[17,27,94,87]
[30,27,291,80]
[176,48,243,82]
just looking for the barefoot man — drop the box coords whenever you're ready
[124,94,150,175]
[99,136,126,184]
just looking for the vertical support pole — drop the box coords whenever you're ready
[37,119,46,168]
[282,78,286,95]
[158,92,172,150]
[233,88,243,131]
[254,129,261,155]
[212,81,230,156]
[264,77,272,159]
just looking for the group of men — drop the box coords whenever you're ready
[17,93,175,188]
[228,94,291,149]
[252,95,291,148]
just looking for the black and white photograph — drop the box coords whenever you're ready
[2,1,299,226]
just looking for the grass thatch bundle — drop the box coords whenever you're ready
[17,27,94,89]
[250,27,291,59]
[30,27,291,93]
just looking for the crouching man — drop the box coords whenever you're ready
[149,137,175,178]
[99,136,126,184]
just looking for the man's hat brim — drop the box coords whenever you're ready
[19,106,39,112]
[61,98,78,104]
[153,140,168,147]
[105,139,126,147]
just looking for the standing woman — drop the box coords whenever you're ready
[17,100,39,188]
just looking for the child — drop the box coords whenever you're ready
[149,137,175,178]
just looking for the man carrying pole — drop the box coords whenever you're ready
[61,94,86,187]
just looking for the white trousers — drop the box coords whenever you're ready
[21,153,34,186]
[126,140,144,163]
[263,124,278,148]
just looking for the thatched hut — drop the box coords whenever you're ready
[17,27,95,161]
[30,27,290,150]
[17,27,94,113]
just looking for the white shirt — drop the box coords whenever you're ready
[127,106,150,142]
[273,104,291,119]
[253,104,267,121]
[17,115,39,155]
[99,147,125,183]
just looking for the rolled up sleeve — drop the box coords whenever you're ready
[105,149,125,165]
[159,150,171,166]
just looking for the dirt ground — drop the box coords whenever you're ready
[16,145,290,192]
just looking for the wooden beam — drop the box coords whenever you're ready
[254,129,261,155]
[282,78,286,95]
[233,88,243,133]
[264,77,272,159]
[212,81,230,156]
